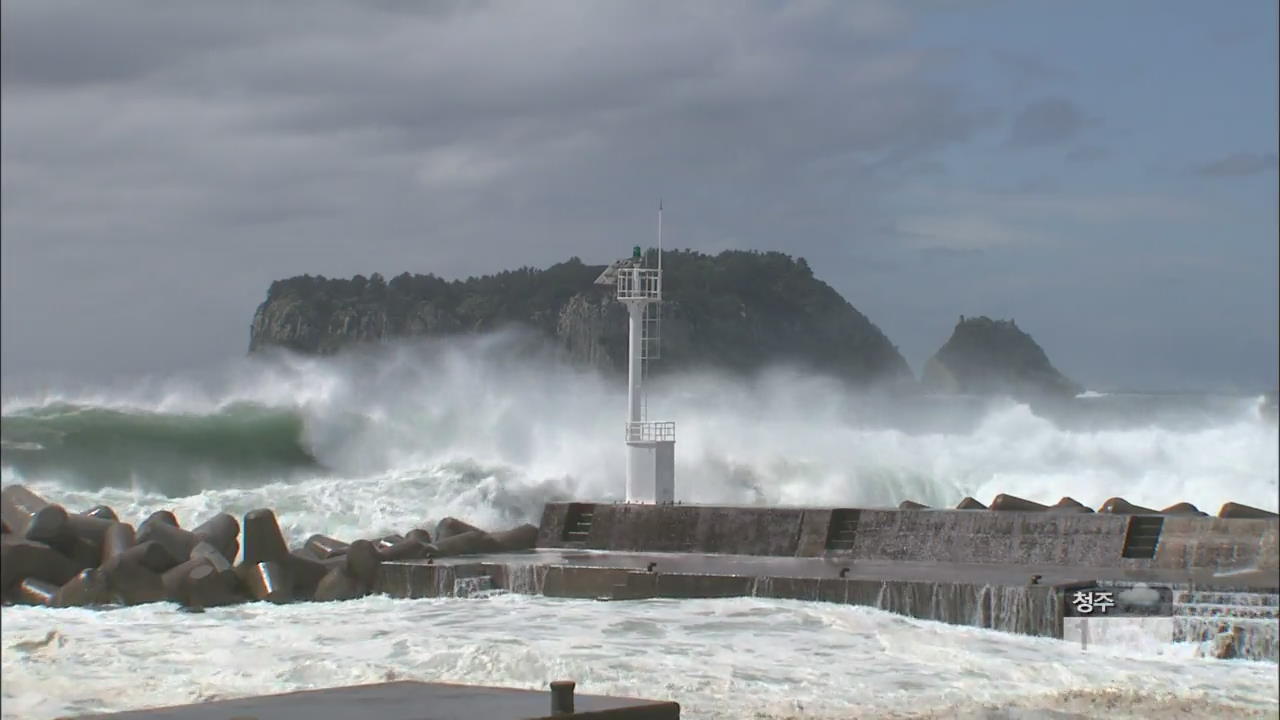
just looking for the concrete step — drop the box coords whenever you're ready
[1174,604,1279,620]
[1174,591,1279,606]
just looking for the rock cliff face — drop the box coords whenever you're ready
[249,250,912,384]
[921,316,1081,398]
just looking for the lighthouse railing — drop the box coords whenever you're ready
[617,267,662,301]
[625,420,675,443]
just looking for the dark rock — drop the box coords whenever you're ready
[921,316,1081,399]
[143,510,180,528]
[343,539,381,589]
[100,522,137,567]
[989,494,1048,512]
[190,541,234,573]
[1051,497,1093,514]
[376,537,431,562]
[163,558,215,602]
[63,513,115,547]
[313,567,365,602]
[135,521,199,563]
[491,524,539,552]
[237,561,293,604]
[435,517,484,542]
[1218,502,1278,519]
[1098,497,1158,515]
[1,485,69,542]
[286,551,329,600]
[1,537,79,589]
[425,530,501,558]
[81,505,119,522]
[107,540,181,574]
[303,534,350,559]
[54,568,114,607]
[247,252,914,385]
[103,560,167,605]
[184,564,240,608]
[14,577,59,606]
[242,509,290,565]
[191,513,240,563]
[52,535,101,572]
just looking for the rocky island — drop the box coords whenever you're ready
[922,316,1082,398]
[249,250,913,385]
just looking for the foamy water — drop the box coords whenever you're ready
[3,596,1278,720]
[2,335,1278,718]
[3,334,1277,521]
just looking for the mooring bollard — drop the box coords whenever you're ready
[550,680,575,716]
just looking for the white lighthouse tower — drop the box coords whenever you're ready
[594,204,675,503]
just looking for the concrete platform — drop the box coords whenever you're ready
[374,548,1278,660]
[75,680,680,720]
[384,548,1280,589]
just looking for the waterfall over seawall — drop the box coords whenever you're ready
[376,560,1064,639]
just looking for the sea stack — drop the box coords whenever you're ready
[922,316,1081,399]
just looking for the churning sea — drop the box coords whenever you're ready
[3,334,1277,719]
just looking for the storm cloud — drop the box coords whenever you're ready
[1007,97,1090,147]
[2,0,1277,392]
[1195,152,1279,178]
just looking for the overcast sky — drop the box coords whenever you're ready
[2,0,1277,393]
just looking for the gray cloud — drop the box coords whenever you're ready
[0,0,1274,394]
[1194,152,1278,177]
[1007,97,1091,147]
[1,0,999,384]
[1065,145,1108,164]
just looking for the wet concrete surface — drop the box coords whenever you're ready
[393,550,1280,591]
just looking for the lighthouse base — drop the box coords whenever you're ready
[626,440,675,504]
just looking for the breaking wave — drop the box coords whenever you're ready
[1,402,322,495]
[2,330,1276,537]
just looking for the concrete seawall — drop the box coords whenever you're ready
[536,502,1279,575]
[363,501,1280,661]
[376,553,1063,637]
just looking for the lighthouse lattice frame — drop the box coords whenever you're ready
[594,205,676,503]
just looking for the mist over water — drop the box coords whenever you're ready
[2,330,1277,542]
[2,332,1278,719]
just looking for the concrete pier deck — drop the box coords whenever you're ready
[77,681,680,720]
[374,502,1279,660]
[383,548,1279,590]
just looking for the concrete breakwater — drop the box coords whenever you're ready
[377,496,1276,660]
[4,482,1276,661]
[376,552,1063,636]
[535,496,1279,574]
[0,484,537,609]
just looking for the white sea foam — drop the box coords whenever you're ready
[3,334,1277,523]
[3,596,1277,720]
[3,336,1278,718]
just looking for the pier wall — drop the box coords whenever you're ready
[375,561,1063,638]
[1152,516,1279,572]
[537,503,1279,573]
[537,503,827,556]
